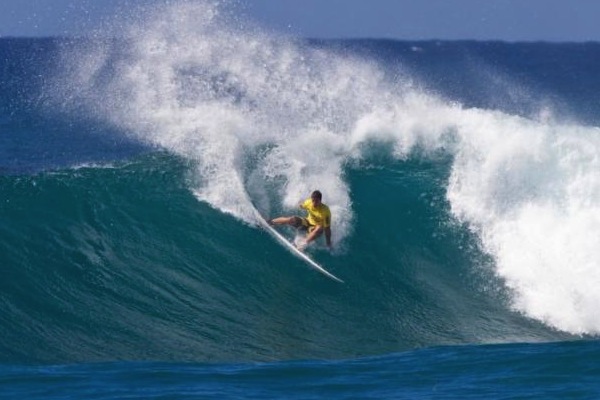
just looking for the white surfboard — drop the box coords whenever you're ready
[256,217,344,283]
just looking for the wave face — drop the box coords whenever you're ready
[1,154,569,364]
[2,1,600,364]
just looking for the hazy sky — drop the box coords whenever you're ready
[1,0,599,41]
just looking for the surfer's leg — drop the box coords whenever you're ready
[269,216,303,228]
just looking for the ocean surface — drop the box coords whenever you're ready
[2,2,600,398]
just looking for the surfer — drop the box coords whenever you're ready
[270,190,332,250]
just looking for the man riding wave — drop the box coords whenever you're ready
[269,190,332,250]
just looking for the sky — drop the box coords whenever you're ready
[1,0,600,42]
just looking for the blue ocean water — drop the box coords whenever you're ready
[2,2,600,399]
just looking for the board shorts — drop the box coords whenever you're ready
[296,217,315,232]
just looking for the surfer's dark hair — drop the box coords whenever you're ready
[311,190,322,200]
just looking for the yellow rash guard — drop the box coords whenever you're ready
[301,198,331,228]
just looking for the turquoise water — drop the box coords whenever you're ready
[1,153,569,364]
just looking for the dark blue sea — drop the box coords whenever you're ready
[1,2,600,399]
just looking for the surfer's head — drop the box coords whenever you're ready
[311,190,322,206]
